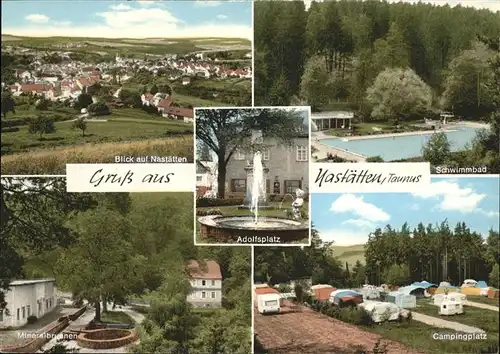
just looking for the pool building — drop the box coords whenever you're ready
[312,111,354,130]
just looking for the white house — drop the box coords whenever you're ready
[186,260,222,308]
[196,161,217,197]
[0,279,57,328]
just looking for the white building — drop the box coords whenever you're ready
[186,260,222,308]
[312,111,354,130]
[196,161,217,197]
[0,279,57,328]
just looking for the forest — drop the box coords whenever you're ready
[0,178,251,353]
[254,223,499,290]
[255,0,499,115]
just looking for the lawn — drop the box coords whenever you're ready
[195,201,310,244]
[100,311,135,324]
[414,298,499,334]
[2,108,193,155]
[466,295,499,307]
[363,318,498,354]
[357,298,499,353]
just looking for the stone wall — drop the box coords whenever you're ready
[0,306,87,353]
[77,329,137,350]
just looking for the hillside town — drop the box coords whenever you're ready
[2,45,252,121]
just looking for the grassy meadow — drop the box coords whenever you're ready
[331,244,366,267]
[2,35,251,56]
[1,107,193,174]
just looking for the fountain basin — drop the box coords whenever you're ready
[198,215,309,242]
[77,329,136,350]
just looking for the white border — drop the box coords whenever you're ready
[193,106,313,247]
[251,0,255,107]
[251,245,255,354]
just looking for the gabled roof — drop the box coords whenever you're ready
[187,260,222,280]
[167,106,193,118]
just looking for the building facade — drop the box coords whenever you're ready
[0,279,57,328]
[186,260,222,308]
[224,136,309,199]
[196,161,217,197]
[312,111,354,130]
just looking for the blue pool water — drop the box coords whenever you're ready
[322,126,482,161]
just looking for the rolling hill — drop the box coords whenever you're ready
[331,244,366,268]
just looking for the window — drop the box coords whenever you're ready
[211,292,216,299]
[27,305,31,316]
[262,147,270,160]
[196,175,202,182]
[231,179,246,193]
[22,307,25,319]
[17,308,20,320]
[234,149,245,160]
[201,292,206,299]
[284,180,302,194]
[202,280,206,286]
[266,179,270,194]
[211,280,216,286]
[296,145,308,162]
[0,309,3,322]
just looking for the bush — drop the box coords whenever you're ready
[1,127,20,133]
[278,284,292,293]
[197,198,243,207]
[196,209,223,216]
[366,156,384,162]
[27,315,38,324]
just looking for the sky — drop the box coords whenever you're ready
[1,1,252,39]
[303,0,500,11]
[312,176,500,245]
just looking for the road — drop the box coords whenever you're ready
[465,301,499,312]
[254,301,422,354]
[411,312,485,334]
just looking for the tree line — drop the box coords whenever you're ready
[364,221,499,288]
[254,223,499,290]
[254,0,500,120]
[1,178,251,353]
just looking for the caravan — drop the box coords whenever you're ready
[257,293,281,314]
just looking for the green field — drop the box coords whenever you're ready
[1,35,251,56]
[2,108,192,155]
[414,298,499,334]
[331,244,366,267]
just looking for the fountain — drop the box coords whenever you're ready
[198,147,309,243]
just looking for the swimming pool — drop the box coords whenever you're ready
[321,126,482,161]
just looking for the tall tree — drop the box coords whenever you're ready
[195,109,304,198]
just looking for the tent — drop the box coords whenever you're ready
[387,291,416,308]
[398,285,426,298]
[476,281,488,288]
[435,283,458,294]
[460,287,482,296]
[359,300,401,322]
[461,279,478,288]
[412,281,438,289]
[329,289,363,306]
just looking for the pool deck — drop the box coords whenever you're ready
[311,122,489,162]
[316,128,457,142]
[312,140,367,162]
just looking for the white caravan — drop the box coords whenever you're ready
[257,293,281,314]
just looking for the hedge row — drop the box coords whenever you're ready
[196,198,244,207]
